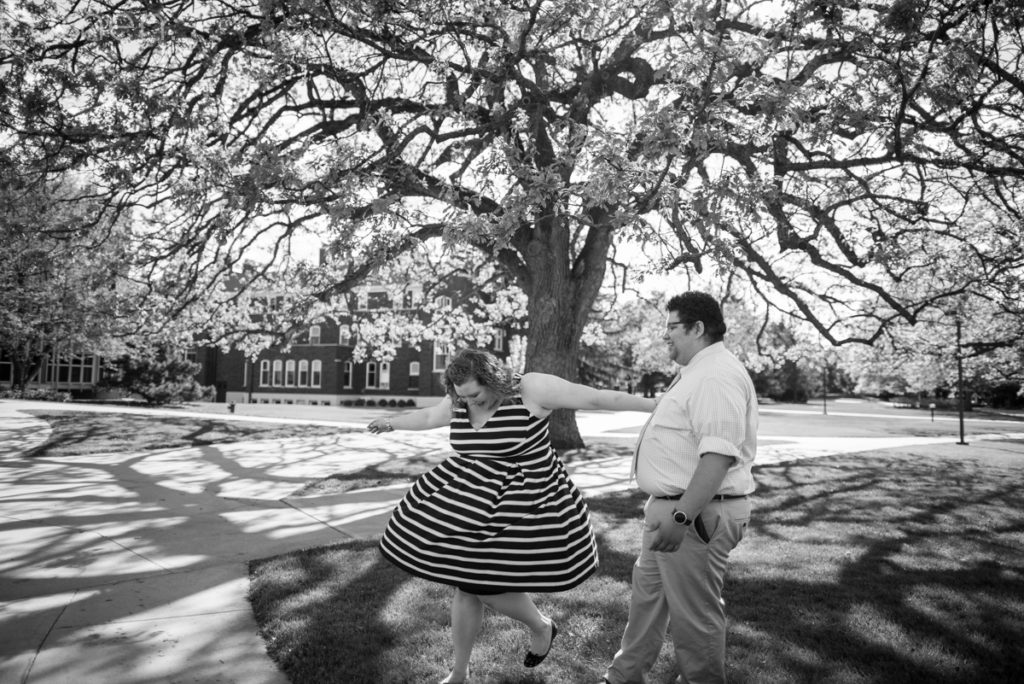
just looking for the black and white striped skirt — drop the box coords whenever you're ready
[378,449,598,594]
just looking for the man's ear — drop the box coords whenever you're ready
[693,320,706,337]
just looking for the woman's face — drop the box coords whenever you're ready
[453,379,498,409]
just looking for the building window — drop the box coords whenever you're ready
[343,361,353,388]
[433,343,451,372]
[434,295,452,309]
[340,329,352,346]
[380,361,390,390]
[46,352,96,385]
[298,360,309,386]
[311,360,322,388]
[356,291,368,310]
[243,360,249,388]
[403,285,422,308]
[285,360,296,387]
[272,360,283,386]
[260,360,270,386]
[366,361,378,389]
[493,328,506,352]
[309,325,321,345]
[408,361,419,389]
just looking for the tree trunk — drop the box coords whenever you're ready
[12,351,43,392]
[520,218,613,449]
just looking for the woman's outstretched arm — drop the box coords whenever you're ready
[520,372,657,414]
[367,396,453,433]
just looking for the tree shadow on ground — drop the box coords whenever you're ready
[0,415,444,684]
[723,449,1024,683]
[290,463,423,496]
[22,411,346,458]
[251,447,1024,683]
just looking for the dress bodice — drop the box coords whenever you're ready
[449,396,551,460]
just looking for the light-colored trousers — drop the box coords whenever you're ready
[605,496,751,684]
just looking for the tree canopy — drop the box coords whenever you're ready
[4,0,1023,443]
[0,161,142,388]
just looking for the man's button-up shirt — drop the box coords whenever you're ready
[634,342,758,497]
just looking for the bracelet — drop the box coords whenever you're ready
[383,418,394,432]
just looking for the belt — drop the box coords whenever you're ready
[654,493,748,501]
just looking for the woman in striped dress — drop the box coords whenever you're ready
[368,349,655,683]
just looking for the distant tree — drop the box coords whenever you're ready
[195,242,528,370]
[843,292,1024,402]
[746,321,808,402]
[0,165,140,390]
[981,383,1024,409]
[578,290,672,391]
[580,282,790,395]
[6,0,1024,444]
[330,243,528,365]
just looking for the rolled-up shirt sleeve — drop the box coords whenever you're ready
[689,378,747,462]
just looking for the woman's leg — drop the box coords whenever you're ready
[477,592,553,654]
[443,588,484,683]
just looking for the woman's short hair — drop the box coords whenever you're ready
[443,348,517,402]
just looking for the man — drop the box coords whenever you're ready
[603,291,758,684]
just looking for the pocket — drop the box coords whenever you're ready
[694,512,719,544]
[735,516,750,544]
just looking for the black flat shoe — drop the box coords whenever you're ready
[524,621,558,668]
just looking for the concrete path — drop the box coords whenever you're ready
[2,399,1023,683]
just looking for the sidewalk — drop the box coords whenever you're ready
[2,399,1023,683]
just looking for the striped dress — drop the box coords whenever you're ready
[378,396,599,594]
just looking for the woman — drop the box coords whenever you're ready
[367,348,655,683]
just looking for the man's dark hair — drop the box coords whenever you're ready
[667,292,727,342]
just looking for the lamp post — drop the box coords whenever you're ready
[822,355,828,415]
[246,358,254,405]
[955,317,968,445]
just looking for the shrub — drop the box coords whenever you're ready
[354,398,365,407]
[100,351,214,405]
[0,387,72,402]
[365,399,376,407]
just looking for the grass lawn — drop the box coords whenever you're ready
[250,442,1024,684]
[21,409,1023,682]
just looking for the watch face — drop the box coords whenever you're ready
[673,510,688,524]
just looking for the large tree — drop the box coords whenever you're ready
[4,0,1023,445]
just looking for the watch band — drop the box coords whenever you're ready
[672,509,692,526]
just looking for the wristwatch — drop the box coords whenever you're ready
[672,509,692,526]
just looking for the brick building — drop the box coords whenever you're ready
[199,277,511,407]
[1,273,512,405]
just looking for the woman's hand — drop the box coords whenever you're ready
[366,418,393,434]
